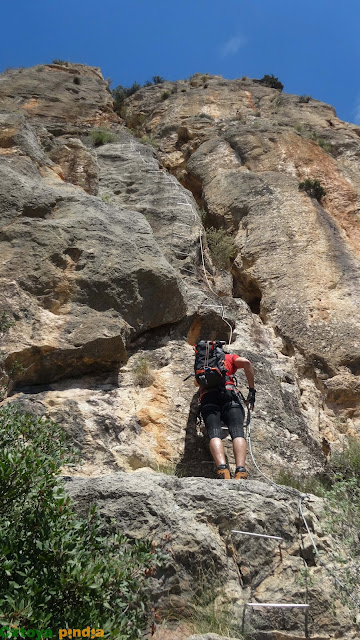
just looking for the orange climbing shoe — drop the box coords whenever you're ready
[235,466,248,480]
[216,464,231,479]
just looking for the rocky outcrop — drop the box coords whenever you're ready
[123,73,360,446]
[0,64,189,386]
[67,473,358,640]
[0,63,115,128]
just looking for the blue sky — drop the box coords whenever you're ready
[1,0,359,124]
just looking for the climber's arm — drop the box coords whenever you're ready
[233,357,255,389]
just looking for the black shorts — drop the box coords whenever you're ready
[200,389,245,440]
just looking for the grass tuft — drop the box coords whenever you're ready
[132,356,155,387]
[90,128,115,147]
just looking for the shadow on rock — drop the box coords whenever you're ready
[177,393,215,479]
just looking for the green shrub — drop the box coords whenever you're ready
[330,437,360,480]
[299,95,311,103]
[161,91,170,101]
[276,470,327,496]
[0,310,14,335]
[311,132,334,153]
[52,59,69,66]
[73,76,81,85]
[112,82,142,113]
[259,74,284,91]
[132,356,155,387]
[299,178,326,201]
[206,227,236,270]
[152,75,165,84]
[0,404,160,637]
[200,208,207,224]
[90,128,115,147]
[140,135,159,148]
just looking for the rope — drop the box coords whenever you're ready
[199,229,233,344]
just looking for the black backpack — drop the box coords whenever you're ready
[194,340,228,388]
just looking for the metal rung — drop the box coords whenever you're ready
[200,304,223,309]
[232,530,284,541]
[247,603,309,608]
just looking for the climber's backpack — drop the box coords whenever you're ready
[194,340,228,389]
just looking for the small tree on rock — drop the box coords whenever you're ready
[299,179,326,202]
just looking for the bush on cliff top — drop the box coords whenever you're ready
[0,404,160,638]
[259,74,284,91]
[112,76,166,113]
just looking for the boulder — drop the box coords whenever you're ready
[66,472,358,640]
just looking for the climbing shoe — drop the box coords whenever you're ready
[216,464,231,480]
[235,466,248,480]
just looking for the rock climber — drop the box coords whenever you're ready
[195,346,255,480]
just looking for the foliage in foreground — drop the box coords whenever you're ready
[0,404,160,638]
[206,227,237,270]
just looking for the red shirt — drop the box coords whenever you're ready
[224,353,238,388]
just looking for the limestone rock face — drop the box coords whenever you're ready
[123,74,360,443]
[0,65,187,385]
[1,66,360,640]
[0,63,115,128]
[48,136,99,194]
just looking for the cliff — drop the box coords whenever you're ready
[0,63,359,639]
